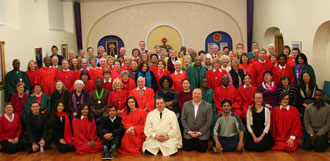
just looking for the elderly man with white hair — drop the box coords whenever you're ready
[170,60,188,92]
[210,45,219,58]
[119,47,126,58]
[51,55,62,71]
[94,57,107,80]
[68,79,91,117]
[128,77,155,112]
[268,43,276,56]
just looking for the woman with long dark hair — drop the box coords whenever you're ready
[134,61,157,92]
[297,71,318,115]
[293,53,316,87]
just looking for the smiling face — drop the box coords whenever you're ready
[127,98,136,110]
[263,73,272,82]
[17,85,24,94]
[222,102,232,114]
[108,107,117,118]
[192,89,202,102]
[31,103,40,115]
[5,104,14,115]
[221,75,229,86]
[254,93,263,105]
[280,95,290,107]
[182,80,191,90]
[55,81,63,91]
[57,102,64,113]
[81,105,89,117]
[155,98,165,112]
[162,79,170,89]
[302,72,311,83]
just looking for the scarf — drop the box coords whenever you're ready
[57,112,73,145]
[137,71,152,88]
[72,91,84,113]
[295,64,305,84]
[262,81,276,92]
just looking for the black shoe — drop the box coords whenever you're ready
[102,150,108,160]
[27,148,34,154]
[107,148,114,160]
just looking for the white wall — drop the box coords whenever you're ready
[0,0,77,114]
[253,0,330,87]
[80,0,247,55]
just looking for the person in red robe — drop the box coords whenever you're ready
[170,61,188,92]
[206,58,228,90]
[78,70,96,93]
[213,74,243,118]
[11,82,29,118]
[94,58,107,80]
[238,74,257,119]
[25,60,38,88]
[111,60,123,80]
[108,78,128,117]
[35,56,57,96]
[129,77,155,112]
[121,71,136,91]
[118,96,147,154]
[282,45,296,69]
[72,104,103,154]
[250,49,274,86]
[273,54,294,87]
[75,58,95,81]
[155,59,171,90]
[102,68,113,91]
[271,93,302,152]
[55,59,75,90]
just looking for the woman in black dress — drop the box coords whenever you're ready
[155,75,179,116]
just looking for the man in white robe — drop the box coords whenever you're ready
[143,97,182,156]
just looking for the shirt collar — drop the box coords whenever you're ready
[62,69,70,72]
[80,115,87,120]
[109,116,116,122]
[4,113,14,122]
[280,105,290,111]
[175,70,183,75]
[244,84,251,88]
[192,100,202,106]
[104,78,112,83]
[258,59,266,63]
[279,65,286,69]
[213,68,222,72]
[137,86,146,91]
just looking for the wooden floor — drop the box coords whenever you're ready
[1,146,330,161]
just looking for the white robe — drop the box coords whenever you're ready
[143,108,182,156]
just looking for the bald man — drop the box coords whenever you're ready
[75,58,95,81]
[94,58,107,80]
[129,77,155,112]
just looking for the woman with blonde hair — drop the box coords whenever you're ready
[182,55,192,72]
[108,78,128,116]
[25,60,38,87]
[220,55,231,72]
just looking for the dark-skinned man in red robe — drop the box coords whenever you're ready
[250,49,273,86]
[35,56,57,96]
[213,74,243,118]
[55,59,75,90]
[128,77,154,112]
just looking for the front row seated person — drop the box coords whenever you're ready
[181,88,213,153]
[23,100,51,153]
[303,89,330,152]
[213,99,245,153]
[143,97,182,156]
[98,105,125,160]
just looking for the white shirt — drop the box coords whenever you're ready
[192,101,201,118]
[175,70,183,75]
[62,69,70,72]
[104,78,112,83]
[279,65,286,69]
[110,116,116,122]
[258,59,266,63]
[213,69,222,72]
[80,115,87,120]
[244,84,251,88]
[4,113,14,122]
[137,86,146,91]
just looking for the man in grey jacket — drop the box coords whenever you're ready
[181,88,213,152]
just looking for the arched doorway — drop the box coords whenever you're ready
[312,21,330,87]
[146,24,183,53]
[264,27,284,55]
[205,31,232,53]
[97,35,124,57]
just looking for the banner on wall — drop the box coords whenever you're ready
[98,35,124,58]
[205,31,232,53]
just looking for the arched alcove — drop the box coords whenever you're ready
[205,31,232,53]
[97,35,124,57]
[312,21,330,87]
[264,27,283,54]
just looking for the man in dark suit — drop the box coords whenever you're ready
[181,88,213,152]
[98,105,125,160]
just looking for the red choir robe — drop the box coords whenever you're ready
[55,69,76,90]
[206,69,228,90]
[213,85,243,118]
[84,80,96,93]
[149,65,158,75]
[170,71,188,92]
[271,106,302,152]
[238,85,257,119]
[120,64,128,71]
[155,69,171,90]
[0,114,22,141]
[111,69,122,80]
[128,87,155,112]
[94,67,106,80]
[35,67,57,96]
[72,117,103,154]
[122,78,136,91]
[118,109,147,154]
[273,65,294,87]
[240,64,251,74]
[11,93,29,117]
[211,53,217,59]
[108,90,128,116]
[250,60,274,86]
[75,68,95,81]
[287,57,296,69]
[25,70,37,87]
[103,79,113,91]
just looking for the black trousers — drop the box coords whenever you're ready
[22,133,52,150]
[0,141,24,154]
[303,132,329,152]
[55,141,75,153]
[183,138,208,152]
[102,136,121,149]
[245,133,273,152]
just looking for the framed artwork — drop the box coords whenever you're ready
[291,41,302,51]
[0,42,5,89]
[35,48,43,68]
[220,42,228,51]
[61,44,68,59]
[207,43,215,53]
[105,40,119,57]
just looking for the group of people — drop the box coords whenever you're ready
[1,41,330,159]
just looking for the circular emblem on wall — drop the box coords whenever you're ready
[213,33,222,42]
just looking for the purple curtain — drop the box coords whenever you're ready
[247,0,254,52]
[74,2,83,50]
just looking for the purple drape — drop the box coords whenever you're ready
[247,0,254,52]
[74,2,83,50]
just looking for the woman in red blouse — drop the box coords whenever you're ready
[25,60,38,87]
[108,78,128,116]
[10,82,29,118]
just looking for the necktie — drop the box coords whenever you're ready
[160,112,162,119]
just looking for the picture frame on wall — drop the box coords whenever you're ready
[0,42,5,89]
[208,43,215,53]
[61,44,68,59]
[35,48,43,68]
[291,41,302,51]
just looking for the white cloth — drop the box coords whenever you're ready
[246,107,271,134]
[4,113,14,122]
[143,108,182,156]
